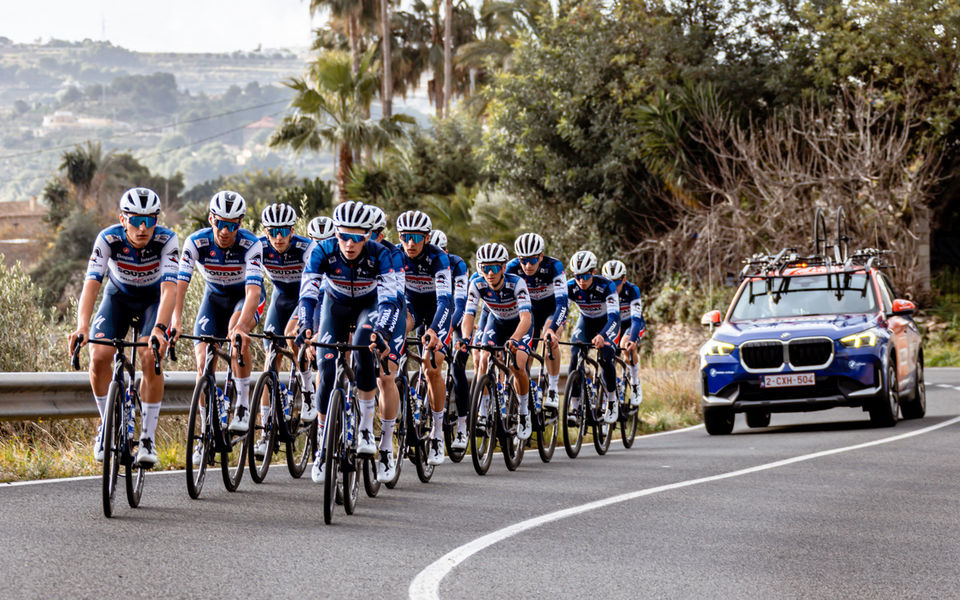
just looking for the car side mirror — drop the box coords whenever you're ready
[701,310,721,330]
[891,299,916,316]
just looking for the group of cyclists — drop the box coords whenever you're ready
[69,186,647,491]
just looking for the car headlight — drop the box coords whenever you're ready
[839,328,881,348]
[703,339,736,356]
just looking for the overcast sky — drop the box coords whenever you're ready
[3,0,317,53]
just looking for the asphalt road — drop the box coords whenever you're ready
[3,368,959,600]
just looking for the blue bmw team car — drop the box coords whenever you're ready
[699,248,925,435]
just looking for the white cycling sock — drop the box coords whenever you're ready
[570,396,580,411]
[94,394,108,421]
[359,399,376,432]
[480,394,490,416]
[457,416,467,435]
[517,393,529,416]
[431,410,444,440]
[379,418,395,451]
[301,366,315,395]
[141,402,161,441]
[548,374,560,392]
[629,363,640,385]
[235,377,251,410]
[261,402,272,424]
[316,420,325,448]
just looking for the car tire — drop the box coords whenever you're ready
[746,411,771,428]
[869,362,899,427]
[703,405,735,435]
[900,357,926,419]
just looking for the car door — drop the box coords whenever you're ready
[878,273,920,393]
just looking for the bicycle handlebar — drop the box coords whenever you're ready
[70,334,84,371]
[308,340,391,374]
[167,328,178,362]
[461,343,519,370]
[405,336,438,369]
[69,333,161,374]
[531,336,556,361]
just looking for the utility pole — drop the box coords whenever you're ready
[442,0,452,118]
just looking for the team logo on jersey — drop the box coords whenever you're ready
[123,247,130,253]
[94,247,102,258]
[210,251,216,257]
[335,268,341,274]
[268,253,275,259]
[324,353,334,360]
[194,237,209,248]
[105,234,120,243]
[239,238,253,248]
[95,332,105,338]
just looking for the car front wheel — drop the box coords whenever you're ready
[703,405,735,435]
[869,362,899,427]
[900,358,926,419]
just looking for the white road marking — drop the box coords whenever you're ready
[409,415,960,600]
[1,469,185,488]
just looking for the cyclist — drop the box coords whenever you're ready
[602,259,644,406]
[428,229,471,450]
[298,201,401,484]
[366,205,406,480]
[68,187,178,467]
[458,243,534,440]
[252,203,316,458]
[395,210,453,466]
[566,251,620,424]
[307,216,335,242]
[506,233,567,409]
[172,191,264,440]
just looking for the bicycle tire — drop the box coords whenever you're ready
[102,381,122,518]
[124,390,145,508]
[502,385,524,471]
[285,375,311,478]
[592,375,613,455]
[185,377,210,499]
[469,373,495,475]
[535,371,557,463]
[322,389,343,525]
[221,383,246,492]
[384,373,407,489]
[248,371,277,483]
[342,392,360,515]
[562,369,585,459]
[443,372,465,463]
[410,372,434,483]
[620,406,639,448]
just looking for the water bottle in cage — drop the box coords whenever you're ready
[279,382,292,421]
[533,384,543,413]
[411,387,421,426]
[344,392,354,446]
[216,387,228,428]
[124,388,135,440]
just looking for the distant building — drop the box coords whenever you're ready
[242,115,275,146]
[40,110,131,133]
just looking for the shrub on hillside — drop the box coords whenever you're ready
[0,256,65,371]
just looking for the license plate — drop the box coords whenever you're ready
[760,373,816,388]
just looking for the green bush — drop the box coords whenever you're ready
[647,273,736,325]
[0,256,66,371]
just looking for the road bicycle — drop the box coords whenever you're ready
[176,332,249,499]
[528,337,559,463]
[402,337,439,483]
[560,340,615,458]
[614,350,639,448]
[464,343,523,475]
[71,331,161,518]
[247,331,316,482]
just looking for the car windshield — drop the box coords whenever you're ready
[730,273,877,321]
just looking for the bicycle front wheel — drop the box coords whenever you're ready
[221,384,247,492]
[536,374,558,463]
[125,392,145,508]
[322,389,343,525]
[469,374,495,476]
[342,394,360,515]
[102,381,122,518]
[410,372,434,483]
[248,372,277,483]
[593,379,613,456]
[286,375,312,478]
[186,377,211,500]
[384,373,407,490]
[502,386,524,472]
[562,370,585,459]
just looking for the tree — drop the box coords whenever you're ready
[270,50,414,199]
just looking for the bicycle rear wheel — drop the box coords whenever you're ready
[248,371,277,483]
[125,391,145,508]
[536,371,558,463]
[562,370,585,459]
[384,373,407,490]
[443,374,465,463]
[185,377,211,499]
[469,374,495,475]
[502,386,524,471]
[102,382,122,518]
[285,375,312,478]
[618,364,639,448]
[322,389,343,525]
[221,384,246,492]
[410,372,434,483]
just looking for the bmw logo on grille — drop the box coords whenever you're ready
[780,332,791,338]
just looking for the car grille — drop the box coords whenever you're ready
[741,341,784,370]
[788,338,833,367]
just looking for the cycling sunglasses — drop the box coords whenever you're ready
[267,226,292,238]
[215,219,240,232]
[401,233,425,244]
[574,272,593,281]
[480,264,503,275]
[337,231,368,243]
[519,256,539,267]
[126,215,157,229]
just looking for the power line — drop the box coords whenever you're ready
[0,98,290,162]
[138,110,286,160]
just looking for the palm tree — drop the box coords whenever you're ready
[456,0,554,72]
[270,51,414,200]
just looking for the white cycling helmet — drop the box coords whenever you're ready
[476,242,510,264]
[307,216,335,240]
[209,191,246,219]
[396,210,432,233]
[429,230,448,250]
[332,200,370,229]
[514,233,544,258]
[601,259,627,280]
[569,250,598,275]
[119,187,161,215]
[368,206,388,232]
[261,203,297,227]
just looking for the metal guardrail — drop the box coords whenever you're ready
[0,367,568,421]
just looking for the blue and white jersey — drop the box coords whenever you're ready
[298,237,400,333]
[448,253,469,328]
[380,238,406,302]
[505,255,568,327]
[466,273,531,322]
[259,234,311,297]
[567,275,619,341]
[85,224,180,297]
[617,280,646,341]
[402,243,453,334]
[179,228,264,296]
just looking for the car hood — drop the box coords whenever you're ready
[714,313,880,342]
